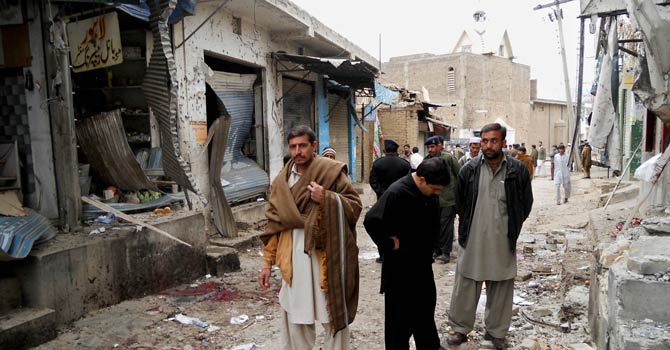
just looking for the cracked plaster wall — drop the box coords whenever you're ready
[173,3,319,200]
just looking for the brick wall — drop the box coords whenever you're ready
[384,52,531,143]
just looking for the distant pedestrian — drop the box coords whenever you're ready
[581,141,592,179]
[259,125,361,350]
[409,146,424,170]
[425,135,461,264]
[447,123,533,349]
[554,144,571,204]
[364,157,450,350]
[401,144,412,162]
[530,145,538,169]
[459,137,481,167]
[321,147,336,160]
[536,141,546,176]
[516,146,535,179]
[509,144,519,158]
[549,145,558,180]
[370,140,412,199]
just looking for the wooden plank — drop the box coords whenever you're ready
[81,196,192,248]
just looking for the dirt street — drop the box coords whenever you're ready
[36,166,607,350]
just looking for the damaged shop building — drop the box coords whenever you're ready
[577,1,670,349]
[0,1,378,348]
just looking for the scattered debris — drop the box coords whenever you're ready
[172,314,209,328]
[230,343,256,350]
[230,314,249,325]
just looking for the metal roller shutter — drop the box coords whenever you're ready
[328,93,350,166]
[282,78,314,142]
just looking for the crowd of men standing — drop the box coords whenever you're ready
[259,122,592,349]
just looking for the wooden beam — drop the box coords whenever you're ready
[81,196,192,248]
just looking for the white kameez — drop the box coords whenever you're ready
[278,165,330,325]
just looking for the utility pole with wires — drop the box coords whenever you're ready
[534,0,581,170]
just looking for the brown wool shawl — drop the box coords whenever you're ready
[263,156,362,333]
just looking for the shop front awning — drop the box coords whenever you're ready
[273,53,377,90]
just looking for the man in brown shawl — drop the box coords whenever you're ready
[259,125,362,350]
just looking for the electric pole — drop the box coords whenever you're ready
[534,0,581,170]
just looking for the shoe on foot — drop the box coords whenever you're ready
[375,257,383,264]
[446,332,467,345]
[435,254,450,264]
[556,201,561,205]
[483,333,507,349]
[564,198,568,203]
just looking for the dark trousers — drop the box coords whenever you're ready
[384,266,440,350]
[434,206,456,256]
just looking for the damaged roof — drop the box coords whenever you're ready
[273,53,377,90]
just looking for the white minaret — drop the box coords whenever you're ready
[473,8,487,53]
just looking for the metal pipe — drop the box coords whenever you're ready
[604,141,642,208]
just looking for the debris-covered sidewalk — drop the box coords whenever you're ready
[37,174,606,350]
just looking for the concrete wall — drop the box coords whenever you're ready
[529,101,571,147]
[14,212,208,326]
[383,52,531,143]
[173,3,368,197]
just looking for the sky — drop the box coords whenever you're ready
[290,0,597,102]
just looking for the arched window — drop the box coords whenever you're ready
[447,67,456,94]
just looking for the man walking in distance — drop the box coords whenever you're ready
[409,146,424,171]
[370,140,412,199]
[516,146,535,179]
[259,125,362,350]
[447,123,533,349]
[536,141,546,176]
[459,137,481,167]
[364,157,450,350]
[554,143,571,205]
[581,140,592,179]
[424,135,461,264]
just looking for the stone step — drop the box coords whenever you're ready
[209,230,263,250]
[0,307,56,350]
[206,246,241,276]
[0,277,21,315]
[609,261,670,324]
[598,185,639,206]
[612,320,670,350]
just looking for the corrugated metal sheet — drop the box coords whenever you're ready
[76,110,158,191]
[282,78,314,142]
[0,209,57,261]
[207,70,269,205]
[143,0,199,195]
[328,93,350,166]
[117,0,195,24]
[274,53,377,90]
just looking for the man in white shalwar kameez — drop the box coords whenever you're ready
[553,144,571,205]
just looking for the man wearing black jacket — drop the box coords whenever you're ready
[447,123,533,349]
[364,157,450,350]
[369,139,412,199]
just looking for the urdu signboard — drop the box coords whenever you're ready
[67,12,123,73]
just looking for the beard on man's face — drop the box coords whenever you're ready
[483,148,502,160]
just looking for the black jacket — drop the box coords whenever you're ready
[455,154,533,252]
[364,175,440,293]
[369,154,411,199]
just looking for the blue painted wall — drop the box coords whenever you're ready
[316,75,330,151]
